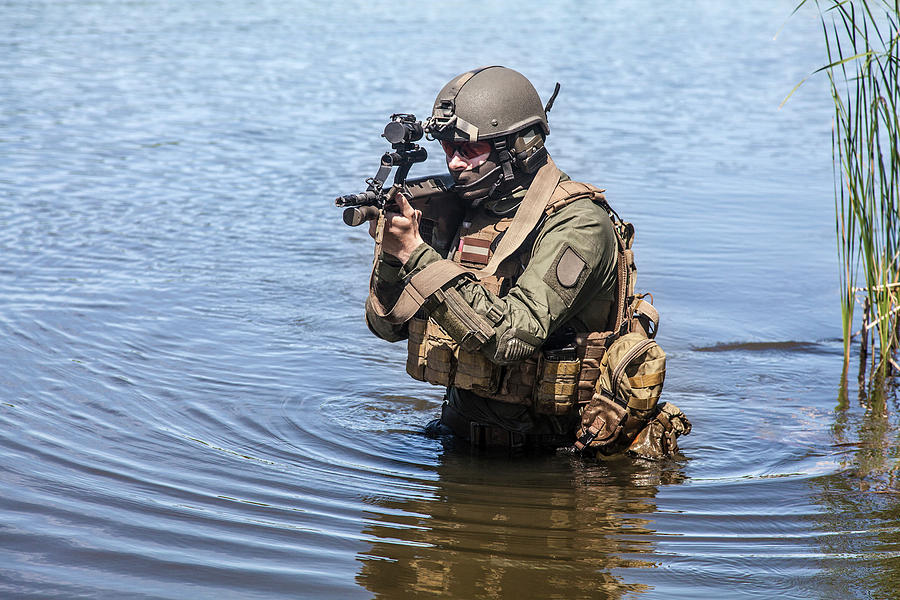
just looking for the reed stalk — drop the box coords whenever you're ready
[795,0,900,378]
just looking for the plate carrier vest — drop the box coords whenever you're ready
[369,159,662,418]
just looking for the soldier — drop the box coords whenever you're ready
[365,66,689,456]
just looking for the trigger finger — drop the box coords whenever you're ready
[395,193,414,217]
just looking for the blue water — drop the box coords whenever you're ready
[2,1,898,598]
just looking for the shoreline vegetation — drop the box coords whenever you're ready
[789,0,900,385]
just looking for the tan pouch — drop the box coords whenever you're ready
[534,357,581,415]
[423,318,455,387]
[598,331,666,419]
[488,357,538,405]
[573,391,628,452]
[406,317,428,381]
[454,348,500,395]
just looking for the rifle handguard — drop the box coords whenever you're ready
[343,205,381,227]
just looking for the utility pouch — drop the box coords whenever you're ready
[455,348,501,395]
[492,357,539,405]
[409,316,501,393]
[573,391,628,453]
[424,319,456,386]
[598,331,666,422]
[534,350,581,415]
[406,317,428,380]
[575,331,667,455]
[407,317,456,387]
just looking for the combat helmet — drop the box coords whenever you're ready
[424,66,560,184]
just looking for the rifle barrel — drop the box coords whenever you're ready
[334,190,380,207]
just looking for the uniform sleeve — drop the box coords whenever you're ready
[364,251,410,343]
[401,199,618,364]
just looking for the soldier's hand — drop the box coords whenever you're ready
[381,192,424,264]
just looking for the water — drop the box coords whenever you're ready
[2,1,898,598]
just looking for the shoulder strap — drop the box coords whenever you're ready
[477,157,561,277]
[544,181,605,216]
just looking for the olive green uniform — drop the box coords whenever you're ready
[366,173,618,444]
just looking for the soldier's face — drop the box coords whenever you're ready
[440,140,501,201]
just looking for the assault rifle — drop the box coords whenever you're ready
[335,113,463,256]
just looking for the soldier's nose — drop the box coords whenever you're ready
[448,151,469,171]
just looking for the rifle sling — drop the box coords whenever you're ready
[481,157,561,277]
[369,158,562,325]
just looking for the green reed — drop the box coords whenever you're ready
[794,0,899,377]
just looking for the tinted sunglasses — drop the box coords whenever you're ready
[439,140,493,160]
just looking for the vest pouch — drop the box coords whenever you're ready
[534,354,581,415]
[423,318,455,387]
[454,348,500,395]
[406,317,428,381]
[574,391,628,453]
[598,331,666,422]
[489,357,538,405]
[576,332,667,455]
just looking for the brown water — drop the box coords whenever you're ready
[2,1,898,598]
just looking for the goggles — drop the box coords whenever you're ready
[439,140,493,161]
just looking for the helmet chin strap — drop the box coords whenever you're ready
[492,137,516,182]
[451,133,526,206]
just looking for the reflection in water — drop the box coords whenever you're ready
[356,449,687,599]
[812,378,900,599]
[833,377,899,491]
[5,0,894,596]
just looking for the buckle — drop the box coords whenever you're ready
[574,428,599,452]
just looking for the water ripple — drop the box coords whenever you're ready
[3,1,898,599]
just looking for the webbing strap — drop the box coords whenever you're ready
[613,233,629,334]
[368,158,562,325]
[611,337,656,400]
[627,395,659,412]
[368,260,472,324]
[479,158,561,278]
[634,298,660,335]
[627,370,665,388]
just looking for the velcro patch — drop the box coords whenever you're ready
[543,244,590,307]
[556,247,586,288]
[459,236,491,265]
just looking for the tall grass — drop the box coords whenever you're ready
[795,0,900,378]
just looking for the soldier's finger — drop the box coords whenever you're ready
[395,193,414,217]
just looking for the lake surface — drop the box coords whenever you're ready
[3,1,899,598]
